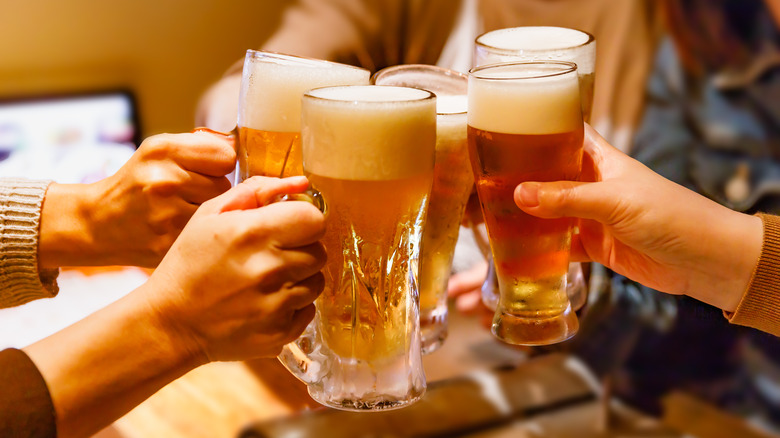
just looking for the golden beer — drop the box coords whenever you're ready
[418,101,471,314]
[298,85,435,410]
[416,100,471,352]
[312,172,433,361]
[468,62,584,345]
[371,65,472,354]
[236,51,369,181]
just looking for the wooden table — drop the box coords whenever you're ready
[108,308,527,438]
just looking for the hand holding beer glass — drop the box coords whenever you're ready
[473,26,596,313]
[371,65,472,354]
[468,61,584,345]
[278,85,436,410]
[236,50,369,181]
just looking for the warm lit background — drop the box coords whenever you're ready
[0,0,289,136]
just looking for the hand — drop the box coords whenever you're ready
[447,260,493,329]
[513,124,762,312]
[143,176,326,363]
[39,131,236,268]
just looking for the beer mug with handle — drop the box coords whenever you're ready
[279,85,437,410]
[371,65,472,355]
[473,27,596,313]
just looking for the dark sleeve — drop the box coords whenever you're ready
[0,348,56,438]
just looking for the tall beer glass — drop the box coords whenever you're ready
[468,62,583,345]
[236,50,369,181]
[371,65,472,354]
[474,26,596,313]
[279,85,436,410]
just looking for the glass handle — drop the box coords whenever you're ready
[279,188,326,214]
[277,318,325,386]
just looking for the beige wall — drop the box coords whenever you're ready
[0,1,289,137]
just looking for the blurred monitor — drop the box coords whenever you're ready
[0,91,140,184]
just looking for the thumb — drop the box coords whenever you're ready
[514,180,619,224]
[197,176,310,216]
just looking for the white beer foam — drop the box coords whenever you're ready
[468,65,582,135]
[302,86,436,180]
[436,94,468,115]
[476,27,595,74]
[436,108,467,151]
[479,27,589,51]
[238,56,369,133]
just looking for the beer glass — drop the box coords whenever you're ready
[473,26,596,313]
[468,61,584,345]
[236,50,369,181]
[371,65,472,354]
[278,85,436,410]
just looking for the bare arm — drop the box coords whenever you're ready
[515,124,763,313]
[38,131,235,269]
[24,176,326,438]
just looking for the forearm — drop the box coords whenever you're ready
[38,182,100,269]
[24,284,202,438]
[682,203,763,312]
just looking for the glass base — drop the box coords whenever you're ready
[483,261,589,312]
[491,304,579,346]
[420,307,448,355]
[308,388,425,412]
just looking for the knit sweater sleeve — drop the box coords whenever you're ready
[0,178,59,308]
[725,213,780,336]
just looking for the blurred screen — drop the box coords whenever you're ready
[0,91,139,184]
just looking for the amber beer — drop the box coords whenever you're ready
[299,85,435,409]
[371,65,472,354]
[474,26,596,312]
[236,51,369,181]
[468,62,584,345]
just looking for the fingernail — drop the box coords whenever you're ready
[517,182,540,207]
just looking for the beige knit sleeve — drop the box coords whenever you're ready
[0,178,59,308]
[725,213,780,336]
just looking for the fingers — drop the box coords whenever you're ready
[285,304,316,342]
[196,176,310,215]
[568,233,591,262]
[454,290,485,315]
[514,180,609,220]
[263,242,327,287]
[141,132,236,177]
[177,171,232,205]
[218,176,310,213]
[277,272,325,310]
[248,201,326,248]
[447,261,488,298]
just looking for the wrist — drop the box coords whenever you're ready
[38,182,101,268]
[137,278,210,369]
[690,209,762,312]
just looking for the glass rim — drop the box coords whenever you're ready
[469,61,578,81]
[244,49,370,74]
[372,64,467,115]
[303,85,436,104]
[371,64,468,85]
[475,26,596,56]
